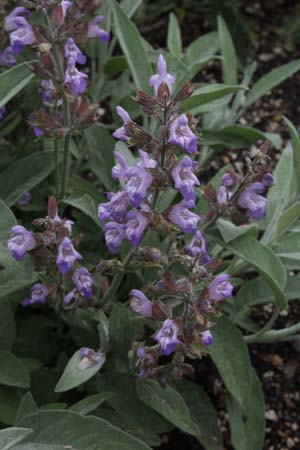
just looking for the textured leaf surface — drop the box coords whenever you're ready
[0,64,34,108]
[209,317,252,407]
[0,427,32,450]
[137,379,200,437]
[0,351,30,389]
[55,350,105,393]
[227,368,265,450]
[17,410,152,450]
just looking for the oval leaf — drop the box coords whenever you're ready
[18,410,152,450]
[137,379,200,438]
[0,64,34,108]
[0,151,62,207]
[209,316,252,407]
[0,427,33,450]
[112,1,152,92]
[55,350,105,392]
[0,351,30,389]
[227,368,265,450]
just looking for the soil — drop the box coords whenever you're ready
[138,0,300,448]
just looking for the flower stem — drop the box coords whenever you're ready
[244,322,300,343]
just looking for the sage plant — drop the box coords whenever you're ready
[97,54,273,380]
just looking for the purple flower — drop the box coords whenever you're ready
[64,289,77,305]
[130,289,153,318]
[4,7,29,32]
[78,347,105,370]
[64,38,86,65]
[56,237,82,275]
[72,267,93,298]
[112,106,132,142]
[169,200,200,234]
[125,166,153,208]
[0,107,6,122]
[136,347,156,378]
[33,126,44,137]
[64,57,88,95]
[169,114,197,154]
[171,156,200,202]
[7,225,36,261]
[17,192,31,206]
[61,0,72,18]
[217,185,228,206]
[149,54,175,95]
[87,16,109,43]
[125,211,148,246]
[185,230,207,258]
[238,182,267,220]
[104,222,125,254]
[201,330,213,346]
[262,173,274,187]
[138,150,157,169]
[10,17,35,54]
[0,47,16,67]
[221,173,234,187]
[98,191,129,223]
[39,79,55,104]
[22,283,48,307]
[112,152,129,180]
[208,274,233,302]
[155,319,180,356]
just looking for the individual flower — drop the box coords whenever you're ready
[149,54,175,95]
[104,222,125,254]
[125,166,153,208]
[136,347,156,378]
[262,173,274,187]
[7,225,36,261]
[4,7,29,32]
[112,106,132,142]
[64,57,88,95]
[0,107,6,122]
[72,267,93,298]
[208,274,233,302]
[125,211,148,246]
[112,152,129,180]
[17,192,31,206]
[238,182,267,220]
[201,330,213,346]
[87,16,109,43]
[171,156,200,202]
[130,289,153,318]
[168,114,197,154]
[185,230,208,260]
[61,0,72,18]
[0,46,16,67]
[98,191,129,223]
[221,172,234,187]
[64,37,86,65]
[138,150,157,169]
[168,200,200,234]
[217,185,228,206]
[22,283,48,307]
[155,319,180,356]
[56,237,82,275]
[64,289,77,305]
[39,79,55,104]
[9,17,36,54]
[78,347,105,370]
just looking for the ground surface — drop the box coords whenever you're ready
[139,0,300,448]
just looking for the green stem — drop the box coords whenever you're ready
[102,105,168,310]
[244,322,300,343]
